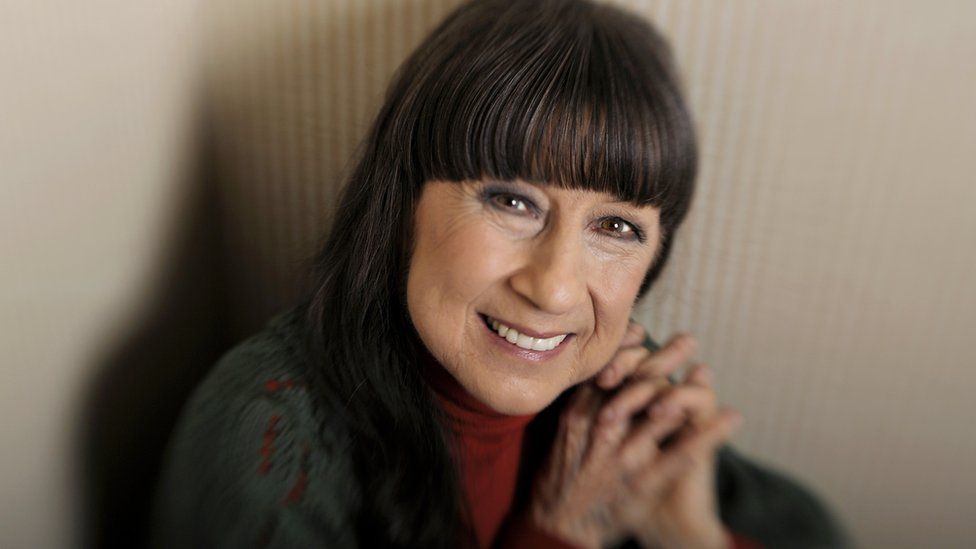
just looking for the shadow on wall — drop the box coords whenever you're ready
[74,105,235,548]
[72,0,449,546]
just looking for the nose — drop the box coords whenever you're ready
[508,223,587,315]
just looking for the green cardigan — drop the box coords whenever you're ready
[149,305,851,548]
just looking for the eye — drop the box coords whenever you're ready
[596,217,646,243]
[485,191,538,216]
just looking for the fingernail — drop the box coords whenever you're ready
[601,407,616,423]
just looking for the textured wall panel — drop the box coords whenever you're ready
[199,1,976,546]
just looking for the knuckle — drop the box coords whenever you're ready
[698,422,725,446]
[620,439,655,471]
[605,349,643,381]
[628,320,646,337]
[594,421,622,443]
[569,412,590,432]
[632,356,660,378]
[561,408,590,433]
[619,447,641,471]
[654,376,674,391]
[668,384,694,400]
[637,469,664,495]
[616,346,646,367]
[675,446,701,469]
[654,385,677,402]
[605,353,624,373]
[612,380,655,409]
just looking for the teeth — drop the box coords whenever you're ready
[486,316,568,351]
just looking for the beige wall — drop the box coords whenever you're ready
[3,0,974,547]
[2,1,205,547]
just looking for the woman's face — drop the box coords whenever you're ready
[406,179,661,415]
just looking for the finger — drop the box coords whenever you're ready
[592,321,646,388]
[647,384,718,427]
[602,333,696,388]
[596,346,648,389]
[598,378,667,424]
[616,405,686,473]
[619,319,647,348]
[582,382,658,474]
[683,363,713,388]
[635,408,742,495]
[557,383,604,475]
[583,378,661,472]
[580,409,630,479]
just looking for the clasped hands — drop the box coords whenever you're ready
[526,322,742,549]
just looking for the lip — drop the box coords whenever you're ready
[478,313,573,362]
[478,313,573,339]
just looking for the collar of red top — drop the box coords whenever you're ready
[417,345,537,438]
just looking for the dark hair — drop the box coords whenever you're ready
[301,0,697,546]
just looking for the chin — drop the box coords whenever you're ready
[492,399,544,416]
[477,383,561,416]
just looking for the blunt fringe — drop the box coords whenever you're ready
[299,0,698,546]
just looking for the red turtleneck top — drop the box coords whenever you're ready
[420,354,760,549]
[420,350,574,548]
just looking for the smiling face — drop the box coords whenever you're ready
[406,179,661,415]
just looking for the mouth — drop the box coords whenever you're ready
[478,312,574,359]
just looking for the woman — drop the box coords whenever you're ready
[150,0,849,547]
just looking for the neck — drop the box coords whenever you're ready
[417,344,537,437]
[416,343,540,548]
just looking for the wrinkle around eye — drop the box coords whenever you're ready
[588,230,653,262]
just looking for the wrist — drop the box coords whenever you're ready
[637,520,730,549]
[697,523,732,549]
[527,505,600,549]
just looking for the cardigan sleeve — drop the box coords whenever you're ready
[147,338,357,549]
[714,445,851,549]
[494,510,762,549]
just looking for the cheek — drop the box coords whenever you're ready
[407,220,518,351]
[582,261,649,369]
[421,224,515,305]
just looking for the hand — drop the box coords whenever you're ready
[522,381,629,548]
[592,322,742,548]
[612,364,741,549]
[515,321,675,547]
[593,320,695,390]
